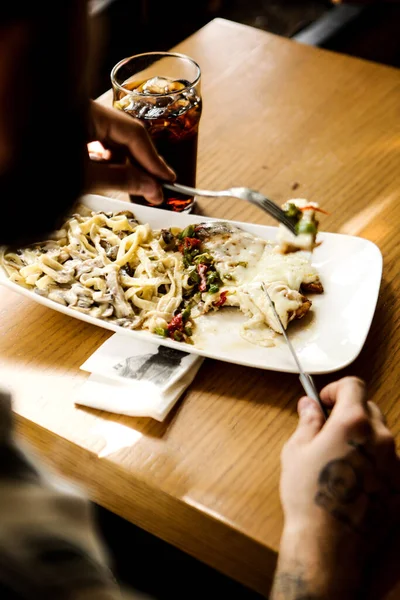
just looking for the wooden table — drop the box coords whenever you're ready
[1,18,400,598]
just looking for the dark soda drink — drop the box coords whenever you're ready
[113,76,202,212]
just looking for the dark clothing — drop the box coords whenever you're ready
[0,2,90,247]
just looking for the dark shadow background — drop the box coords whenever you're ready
[90,0,400,98]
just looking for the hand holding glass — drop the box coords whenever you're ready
[111,52,202,212]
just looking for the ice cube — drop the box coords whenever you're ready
[169,97,190,117]
[156,96,174,108]
[142,77,172,95]
[136,96,173,119]
[113,94,134,111]
[168,80,187,92]
[137,102,151,119]
[141,77,186,95]
[183,87,198,102]
[145,105,170,119]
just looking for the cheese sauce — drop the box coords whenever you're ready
[199,222,321,346]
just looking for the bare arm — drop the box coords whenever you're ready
[271,377,400,599]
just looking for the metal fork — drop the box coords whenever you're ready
[162,182,297,235]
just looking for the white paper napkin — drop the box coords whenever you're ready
[74,334,204,421]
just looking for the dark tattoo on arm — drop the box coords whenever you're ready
[314,442,399,535]
[314,458,364,532]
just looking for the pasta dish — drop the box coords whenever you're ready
[0,201,324,347]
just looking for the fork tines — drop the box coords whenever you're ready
[259,198,297,235]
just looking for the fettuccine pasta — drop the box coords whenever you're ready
[0,206,191,337]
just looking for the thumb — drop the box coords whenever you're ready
[291,396,325,444]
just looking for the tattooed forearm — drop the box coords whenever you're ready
[314,457,364,533]
[313,443,399,535]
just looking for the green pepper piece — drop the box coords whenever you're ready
[154,327,168,337]
[181,306,191,322]
[189,271,200,285]
[296,220,317,235]
[193,254,213,265]
[208,284,219,294]
[206,270,221,284]
[178,224,195,240]
[285,203,302,220]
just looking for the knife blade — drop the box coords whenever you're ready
[261,282,328,420]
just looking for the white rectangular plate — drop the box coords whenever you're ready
[0,194,382,374]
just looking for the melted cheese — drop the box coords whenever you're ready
[200,224,320,346]
[202,228,267,284]
[238,280,305,330]
[255,248,319,287]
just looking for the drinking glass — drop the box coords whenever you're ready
[111,52,202,212]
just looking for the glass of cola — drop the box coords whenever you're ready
[111,52,202,212]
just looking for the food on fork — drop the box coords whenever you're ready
[0,206,323,348]
[277,198,326,254]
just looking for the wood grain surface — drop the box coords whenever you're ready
[1,18,400,598]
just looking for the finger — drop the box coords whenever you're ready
[320,376,367,410]
[106,109,176,181]
[289,396,326,444]
[367,401,396,459]
[86,162,164,205]
[125,122,176,181]
[367,401,387,427]
[322,377,372,441]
